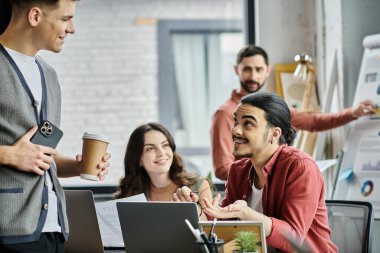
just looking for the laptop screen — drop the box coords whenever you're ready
[64,190,105,253]
[117,202,199,253]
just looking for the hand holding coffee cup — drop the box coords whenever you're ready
[80,133,110,181]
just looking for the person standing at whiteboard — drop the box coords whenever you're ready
[211,45,377,180]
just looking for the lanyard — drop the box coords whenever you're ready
[0,44,47,125]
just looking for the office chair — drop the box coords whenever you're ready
[326,200,374,253]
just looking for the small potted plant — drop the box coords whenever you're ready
[234,230,258,253]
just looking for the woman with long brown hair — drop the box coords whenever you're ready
[115,122,212,220]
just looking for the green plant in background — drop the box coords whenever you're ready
[234,230,258,253]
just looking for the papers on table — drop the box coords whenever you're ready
[95,193,147,247]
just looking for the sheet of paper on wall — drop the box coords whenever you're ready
[95,193,147,247]
[316,159,337,173]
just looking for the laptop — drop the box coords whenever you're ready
[116,202,199,253]
[64,190,124,253]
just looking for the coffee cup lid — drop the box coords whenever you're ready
[82,132,109,143]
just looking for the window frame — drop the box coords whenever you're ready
[157,19,243,156]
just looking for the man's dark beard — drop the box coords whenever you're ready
[233,152,252,158]
[233,129,270,159]
[241,80,264,94]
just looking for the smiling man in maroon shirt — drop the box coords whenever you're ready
[204,92,338,253]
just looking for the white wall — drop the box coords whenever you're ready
[315,0,380,159]
[256,0,315,93]
[39,0,243,185]
[316,0,346,158]
[341,0,380,106]
[256,0,370,161]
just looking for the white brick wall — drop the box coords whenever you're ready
[39,0,243,185]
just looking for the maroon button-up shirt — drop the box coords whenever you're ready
[221,144,338,253]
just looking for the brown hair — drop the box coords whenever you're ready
[9,0,80,10]
[0,1,12,34]
[241,92,296,145]
[236,45,269,66]
[10,0,60,8]
[114,122,200,199]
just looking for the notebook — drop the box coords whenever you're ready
[116,202,199,253]
[64,190,124,253]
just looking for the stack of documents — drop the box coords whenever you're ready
[95,193,147,247]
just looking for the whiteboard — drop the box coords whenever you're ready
[333,33,380,218]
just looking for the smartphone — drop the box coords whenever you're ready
[30,120,63,149]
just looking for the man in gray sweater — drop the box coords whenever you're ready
[0,1,110,252]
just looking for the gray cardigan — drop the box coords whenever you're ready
[0,50,69,244]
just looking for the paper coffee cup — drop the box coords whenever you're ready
[80,133,109,181]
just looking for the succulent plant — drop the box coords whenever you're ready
[234,230,258,253]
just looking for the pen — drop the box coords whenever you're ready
[209,218,217,242]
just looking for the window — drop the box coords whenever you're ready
[158,20,244,179]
